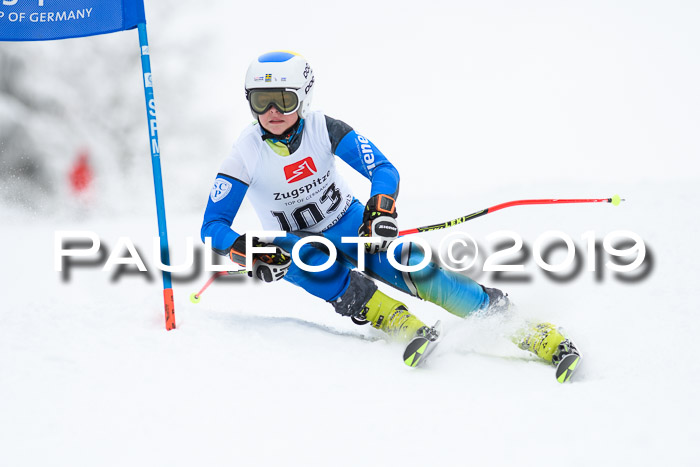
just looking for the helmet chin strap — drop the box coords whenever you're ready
[259,117,304,146]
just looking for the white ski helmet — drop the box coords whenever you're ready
[244,51,315,119]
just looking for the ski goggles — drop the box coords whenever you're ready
[247,88,302,115]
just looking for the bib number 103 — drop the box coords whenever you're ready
[272,183,342,231]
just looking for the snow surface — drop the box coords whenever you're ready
[1,1,700,466]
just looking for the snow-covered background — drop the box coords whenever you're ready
[1,1,699,466]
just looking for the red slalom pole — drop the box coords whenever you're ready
[399,195,624,236]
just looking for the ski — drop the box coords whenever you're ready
[401,319,582,381]
[403,321,441,367]
[403,336,436,367]
[555,352,581,383]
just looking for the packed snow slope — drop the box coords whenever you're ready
[1,1,699,466]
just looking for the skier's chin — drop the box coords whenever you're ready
[264,122,294,136]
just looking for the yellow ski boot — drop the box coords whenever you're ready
[329,271,439,365]
[514,322,566,363]
[361,289,428,342]
[513,322,581,382]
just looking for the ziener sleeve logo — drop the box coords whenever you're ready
[284,157,317,183]
[210,178,232,203]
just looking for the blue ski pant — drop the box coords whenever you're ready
[272,200,489,317]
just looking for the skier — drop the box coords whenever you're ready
[201,51,580,378]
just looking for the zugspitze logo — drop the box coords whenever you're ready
[284,157,317,183]
[210,178,232,203]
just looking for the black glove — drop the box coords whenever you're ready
[229,234,291,282]
[358,194,399,254]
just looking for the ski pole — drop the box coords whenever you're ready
[191,195,624,302]
[189,270,247,303]
[399,195,624,236]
